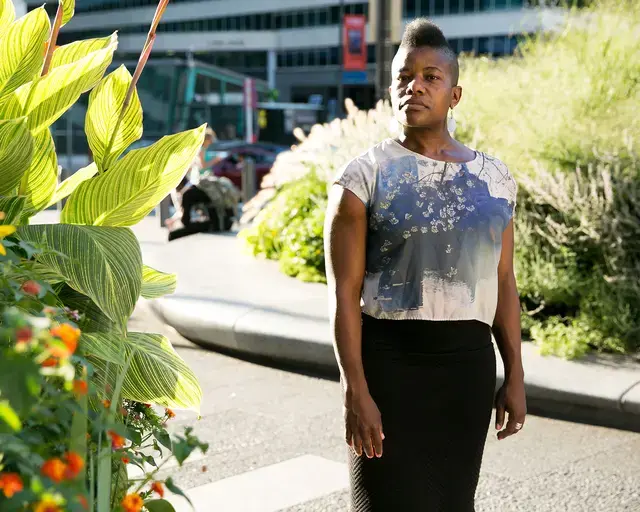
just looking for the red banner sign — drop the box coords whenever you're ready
[342,14,366,71]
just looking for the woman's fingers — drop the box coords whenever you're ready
[495,395,506,431]
[361,427,375,458]
[372,426,384,458]
[498,413,525,441]
[352,428,363,456]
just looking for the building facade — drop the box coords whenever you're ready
[29,0,561,110]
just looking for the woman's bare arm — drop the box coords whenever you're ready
[324,184,384,458]
[492,219,527,439]
[324,184,368,394]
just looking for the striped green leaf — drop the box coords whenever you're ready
[18,129,57,215]
[0,196,25,224]
[18,224,142,334]
[86,65,142,173]
[0,81,28,120]
[57,285,117,334]
[60,0,74,27]
[22,37,117,135]
[0,8,50,99]
[50,35,114,71]
[141,265,176,299]
[45,162,98,209]
[61,125,206,226]
[88,332,202,411]
[80,332,126,365]
[0,0,15,36]
[0,117,33,195]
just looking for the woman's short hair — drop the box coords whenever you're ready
[400,18,459,85]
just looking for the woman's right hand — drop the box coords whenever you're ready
[344,389,385,459]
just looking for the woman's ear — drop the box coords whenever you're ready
[450,85,463,109]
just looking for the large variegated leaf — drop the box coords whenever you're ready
[0,8,50,99]
[0,81,28,120]
[86,65,142,173]
[62,125,206,226]
[18,129,57,214]
[50,35,115,71]
[0,196,25,224]
[22,37,117,134]
[141,265,176,299]
[80,332,126,365]
[0,0,15,35]
[57,285,117,334]
[60,0,75,26]
[18,224,142,334]
[0,117,33,195]
[44,162,98,209]
[88,332,202,411]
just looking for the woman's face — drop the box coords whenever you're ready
[389,46,461,129]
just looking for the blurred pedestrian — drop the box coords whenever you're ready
[324,18,526,511]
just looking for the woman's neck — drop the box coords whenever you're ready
[396,126,457,158]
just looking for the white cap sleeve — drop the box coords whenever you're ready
[332,155,377,208]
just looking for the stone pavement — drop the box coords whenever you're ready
[129,300,640,512]
[144,227,640,433]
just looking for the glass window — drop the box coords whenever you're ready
[308,49,317,66]
[463,0,476,12]
[354,3,365,15]
[275,14,283,29]
[246,15,254,30]
[296,12,305,27]
[318,8,328,26]
[318,48,328,66]
[367,44,375,63]
[236,16,245,30]
[330,6,340,24]
[308,10,316,26]
[329,47,338,65]
[228,17,236,30]
[404,0,417,18]
[461,37,474,53]
[286,13,294,28]
[256,15,263,30]
[277,53,285,67]
[285,52,294,67]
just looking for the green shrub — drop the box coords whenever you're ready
[240,171,328,283]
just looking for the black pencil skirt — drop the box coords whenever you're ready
[349,313,496,512]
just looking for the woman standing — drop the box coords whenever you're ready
[324,19,526,511]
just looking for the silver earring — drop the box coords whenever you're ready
[447,109,457,134]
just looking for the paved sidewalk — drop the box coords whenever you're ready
[144,229,640,432]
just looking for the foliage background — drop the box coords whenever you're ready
[241,0,640,359]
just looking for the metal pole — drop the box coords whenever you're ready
[337,0,345,118]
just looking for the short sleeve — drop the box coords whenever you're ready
[332,155,376,208]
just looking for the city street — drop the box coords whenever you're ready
[130,301,640,512]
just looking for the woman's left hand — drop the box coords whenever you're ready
[494,376,526,440]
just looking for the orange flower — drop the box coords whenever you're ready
[151,481,164,498]
[41,458,67,483]
[121,456,130,464]
[21,280,41,296]
[121,493,144,512]
[34,497,62,512]
[41,357,58,367]
[73,380,88,396]
[15,327,32,344]
[76,494,89,510]
[108,430,125,449]
[102,399,111,409]
[165,408,176,419]
[48,323,80,357]
[0,472,23,498]
[63,452,84,479]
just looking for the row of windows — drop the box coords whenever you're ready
[266,35,522,70]
[403,0,524,16]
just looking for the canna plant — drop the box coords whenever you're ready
[0,0,204,424]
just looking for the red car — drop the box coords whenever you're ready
[208,145,277,191]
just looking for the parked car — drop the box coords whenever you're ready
[207,144,278,191]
